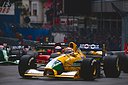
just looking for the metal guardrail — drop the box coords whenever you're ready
[0,37,39,46]
[0,37,19,45]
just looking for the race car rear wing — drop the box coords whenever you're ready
[36,42,68,48]
[78,43,106,56]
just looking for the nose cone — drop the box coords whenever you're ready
[45,59,64,75]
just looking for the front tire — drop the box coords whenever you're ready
[18,55,36,78]
[80,58,98,80]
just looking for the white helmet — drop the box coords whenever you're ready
[55,46,62,52]
[64,47,74,54]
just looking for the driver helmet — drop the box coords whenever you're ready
[64,47,74,54]
[55,46,62,52]
[23,45,30,51]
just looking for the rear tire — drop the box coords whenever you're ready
[18,55,36,78]
[80,58,98,80]
[103,55,121,78]
[121,55,128,73]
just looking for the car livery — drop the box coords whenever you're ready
[18,42,121,80]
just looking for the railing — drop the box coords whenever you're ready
[0,37,39,46]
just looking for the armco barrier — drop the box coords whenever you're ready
[0,37,39,46]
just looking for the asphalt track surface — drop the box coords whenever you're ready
[0,65,128,85]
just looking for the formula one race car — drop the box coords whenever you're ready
[0,45,10,64]
[18,42,121,80]
[36,42,67,65]
[0,44,31,64]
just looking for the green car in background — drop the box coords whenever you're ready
[0,45,20,65]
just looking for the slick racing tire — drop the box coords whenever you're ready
[103,55,121,78]
[119,54,126,70]
[121,55,128,73]
[80,58,99,80]
[18,55,36,78]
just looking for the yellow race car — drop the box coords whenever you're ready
[18,42,121,80]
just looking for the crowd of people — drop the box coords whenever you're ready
[0,26,122,51]
[66,30,121,51]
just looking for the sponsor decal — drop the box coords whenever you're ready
[79,44,100,49]
[0,0,15,15]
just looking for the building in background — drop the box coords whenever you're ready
[0,0,128,50]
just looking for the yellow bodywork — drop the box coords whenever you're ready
[25,42,86,79]
[58,42,85,71]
